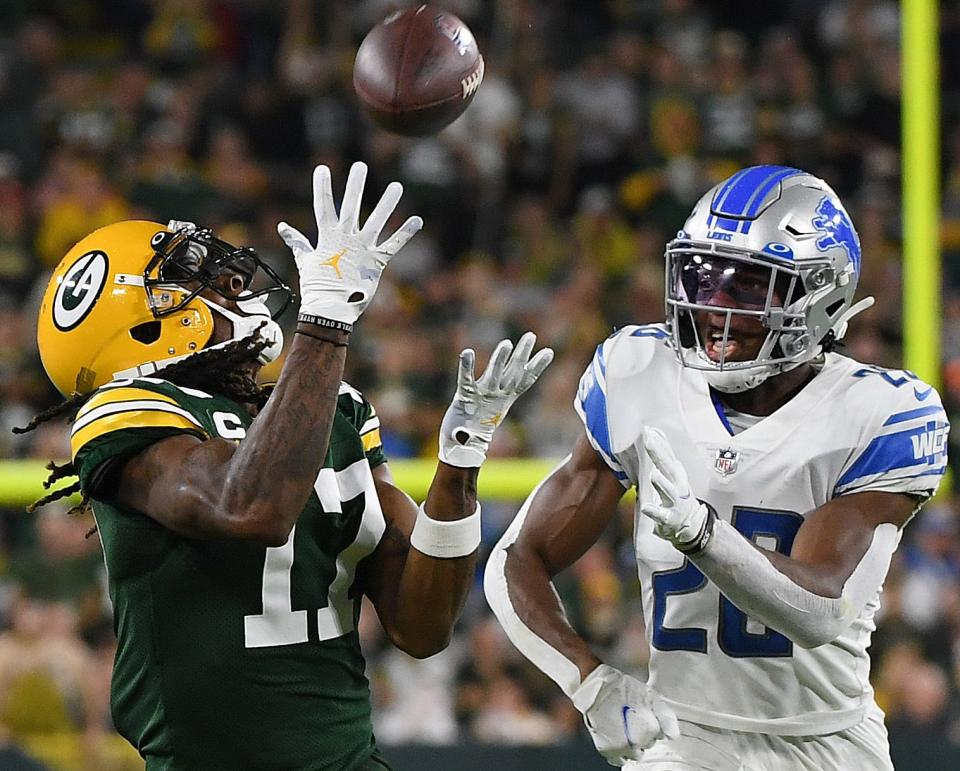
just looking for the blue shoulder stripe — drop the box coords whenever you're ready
[836,421,949,489]
[882,406,945,426]
[575,343,627,481]
[595,340,608,379]
[580,374,615,463]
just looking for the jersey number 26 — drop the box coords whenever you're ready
[652,507,803,658]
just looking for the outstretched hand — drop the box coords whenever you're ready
[439,332,554,468]
[278,161,422,328]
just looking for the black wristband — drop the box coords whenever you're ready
[295,325,350,347]
[297,313,353,334]
[677,505,717,555]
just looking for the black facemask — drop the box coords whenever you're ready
[144,228,292,319]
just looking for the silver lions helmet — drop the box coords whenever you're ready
[664,165,874,392]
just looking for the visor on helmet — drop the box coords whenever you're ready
[665,239,811,372]
[670,251,800,312]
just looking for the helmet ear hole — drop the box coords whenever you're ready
[130,321,162,344]
[824,299,845,319]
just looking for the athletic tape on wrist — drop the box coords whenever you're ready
[410,502,481,559]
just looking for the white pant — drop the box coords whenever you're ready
[626,705,893,771]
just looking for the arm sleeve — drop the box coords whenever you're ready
[691,518,900,649]
[483,458,585,697]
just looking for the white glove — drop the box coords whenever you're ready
[439,332,554,468]
[572,665,679,766]
[277,161,422,328]
[640,427,710,550]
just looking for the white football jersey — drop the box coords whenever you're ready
[574,324,949,735]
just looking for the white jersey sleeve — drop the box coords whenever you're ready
[573,325,675,488]
[573,331,632,487]
[833,366,949,501]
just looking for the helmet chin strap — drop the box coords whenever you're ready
[111,296,284,382]
[698,359,780,393]
[113,356,192,381]
[832,296,875,341]
[694,330,796,393]
[694,295,876,395]
[199,295,284,364]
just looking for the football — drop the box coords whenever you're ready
[353,4,484,136]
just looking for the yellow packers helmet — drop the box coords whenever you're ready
[38,220,291,396]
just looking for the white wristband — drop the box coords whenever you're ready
[410,502,481,558]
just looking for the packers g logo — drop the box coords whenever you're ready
[53,250,109,331]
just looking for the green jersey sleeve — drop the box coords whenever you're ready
[337,381,387,468]
[70,380,210,495]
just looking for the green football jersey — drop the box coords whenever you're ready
[71,377,390,771]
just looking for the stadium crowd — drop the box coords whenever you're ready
[0,0,959,768]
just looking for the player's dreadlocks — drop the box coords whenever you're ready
[14,333,273,521]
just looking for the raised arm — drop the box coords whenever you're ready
[359,333,553,659]
[111,334,347,545]
[109,162,421,545]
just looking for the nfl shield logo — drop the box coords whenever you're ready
[714,448,740,476]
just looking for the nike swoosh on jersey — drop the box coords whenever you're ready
[914,386,933,401]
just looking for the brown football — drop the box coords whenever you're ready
[353,4,484,136]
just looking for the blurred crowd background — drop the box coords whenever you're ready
[0,0,959,768]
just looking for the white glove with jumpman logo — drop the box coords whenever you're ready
[438,332,554,467]
[277,162,422,330]
[572,664,680,766]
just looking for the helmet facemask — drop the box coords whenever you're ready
[665,239,853,392]
[143,227,291,367]
[109,227,293,382]
[144,228,291,321]
[666,244,806,390]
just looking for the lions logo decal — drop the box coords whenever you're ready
[812,197,861,273]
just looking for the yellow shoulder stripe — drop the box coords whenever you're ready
[361,428,382,452]
[71,410,205,462]
[77,387,178,420]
